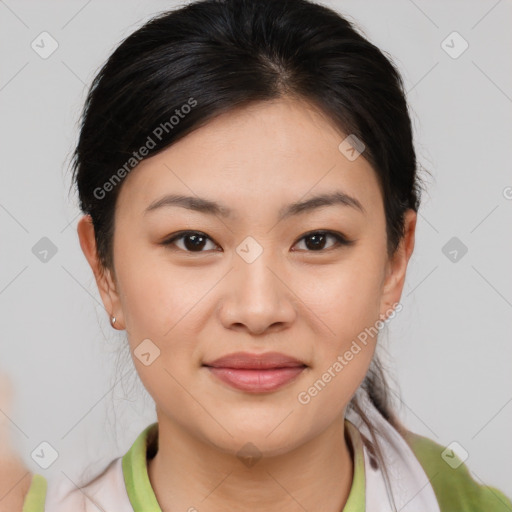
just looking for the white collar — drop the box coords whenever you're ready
[346,388,441,512]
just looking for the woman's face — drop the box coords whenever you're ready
[79,96,415,456]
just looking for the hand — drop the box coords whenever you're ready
[0,371,33,512]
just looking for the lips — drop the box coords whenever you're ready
[203,351,307,369]
[203,351,307,393]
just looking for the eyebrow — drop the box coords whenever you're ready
[144,191,365,220]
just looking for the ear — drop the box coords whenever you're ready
[77,215,125,330]
[379,209,417,319]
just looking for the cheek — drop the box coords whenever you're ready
[293,250,386,412]
[292,254,385,420]
[114,253,203,415]
[113,241,225,394]
[295,251,385,350]
[115,240,205,339]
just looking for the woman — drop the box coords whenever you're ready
[5,0,511,510]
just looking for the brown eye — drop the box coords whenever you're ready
[292,230,354,252]
[162,231,219,252]
[161,229,354,254]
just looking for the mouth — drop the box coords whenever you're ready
[202,351,308,393]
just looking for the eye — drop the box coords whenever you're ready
[161,231,220,253]
[292,230,354,252]
[161,229,354,254]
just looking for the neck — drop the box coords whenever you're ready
[147,413,354,512]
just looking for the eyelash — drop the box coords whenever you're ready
[161,230,354,253]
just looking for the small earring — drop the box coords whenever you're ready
[110,315,117,328]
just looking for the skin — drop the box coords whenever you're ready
[0,373,32,512]
[75,96,416,512]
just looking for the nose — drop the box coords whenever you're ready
[218,249,297,336]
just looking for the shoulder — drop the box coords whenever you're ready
[402,429,512,512]
[22,471,87,512]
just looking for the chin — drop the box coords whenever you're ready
[198,415,311,459]
[212,431,302,460]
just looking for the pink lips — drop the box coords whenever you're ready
[203,351,307,393]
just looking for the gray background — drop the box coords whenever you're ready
[1,0,511,498]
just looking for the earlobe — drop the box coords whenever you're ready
[76,215,124,330]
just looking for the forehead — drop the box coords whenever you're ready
[115,97,383,220]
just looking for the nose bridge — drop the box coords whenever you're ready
[234,234,282,301]
[220,235,295,332]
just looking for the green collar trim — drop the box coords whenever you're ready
[343,419,366,512]
[122,423,162,512]
[22,474,47,512]
[122,420,365,512]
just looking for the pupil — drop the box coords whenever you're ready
[306,233,325,250]
[185,234,206,251]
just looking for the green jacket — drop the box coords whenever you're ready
[403,430,512,511]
